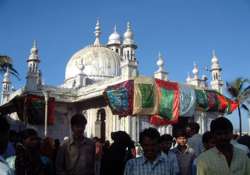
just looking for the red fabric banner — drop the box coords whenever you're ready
[150,114,178,126]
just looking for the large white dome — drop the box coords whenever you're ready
[65,45,121,84]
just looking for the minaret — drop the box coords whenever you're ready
[94,19,101,46]
[210,50,223,93]
[154,52,168,81]
[121,22,138,79]
[107,25,121,55]
[1,67,11,104]
[191,62,200,86]
[26,40,41,91]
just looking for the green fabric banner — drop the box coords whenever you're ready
[159,88,174,120]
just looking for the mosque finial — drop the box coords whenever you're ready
[158,52,162,58]
[94,19,101,46]
[156,52,164,72]
[192,61,199,76]
[186,72,191,83]
[33,40,37,48]
[3,66,10,82]
[212,49,216,57]
[30,40,38,54]
[127,21,131,31]
[114,24,117,33]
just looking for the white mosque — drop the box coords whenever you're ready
[0,20,224,141]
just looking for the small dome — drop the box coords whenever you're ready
[108,26,121,45]
[211,50,221,70]
[124,30,133,39]
[123,22,135,45]
[156,53,164,67]
[65,45,121,84]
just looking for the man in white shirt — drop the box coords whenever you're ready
[0,116,14,175]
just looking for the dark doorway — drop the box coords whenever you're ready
[97,108,106,142]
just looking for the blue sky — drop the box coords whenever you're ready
[0,0,250,132]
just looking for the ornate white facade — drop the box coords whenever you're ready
[1,20,225,141]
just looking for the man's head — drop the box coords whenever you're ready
[159,134,173,153]
[139,127,160,161]
[202,131,215,150]
[175,129,188,146]
[0,116,10,154]
[20,128,40,150]
[186,122,200,137]
[71,113,87,138]
[210,117,233,146]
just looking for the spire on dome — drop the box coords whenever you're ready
[28,40,40,61]
[154,52,168,80]
[3,67,10,83]
[156,52,164,72]
[94,19,101,46]
[33,40,37,48]
[212,49,216,57]
[211,49,218,64]
[186,72,191,83]
[123,21,136,46]
[127,21,131,31]
[30,40,38,54]
[124,22,132,38]
[211,49,221,71]
[192,62,199,79]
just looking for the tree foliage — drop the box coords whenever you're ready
[226,77,250,135]
[0,55,20,79]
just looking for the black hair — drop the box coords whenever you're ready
[19,128,38,141]
[202,131,214,144]
[159,134,173,143]
[0,116,10,133]
[188,122,200,133]
[139,127,160,145]
[71,113,87,126]
[174,129,187,138]
[210,117,233,133]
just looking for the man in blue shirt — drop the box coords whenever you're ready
[124,127,170,175]
[0,116,14,175]
[159,134,180,175]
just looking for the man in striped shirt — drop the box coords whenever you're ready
[197,117,250,175]
[124,128,170,175]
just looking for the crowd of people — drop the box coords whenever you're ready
[0,113,250,175]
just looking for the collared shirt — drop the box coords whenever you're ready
[0,155,14,175]
[172,146,196,175]
[56,137,95,175]
[124,154,170,175]
[197,147,250,175]
[188,134,203,156]
[161,151,180,175]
